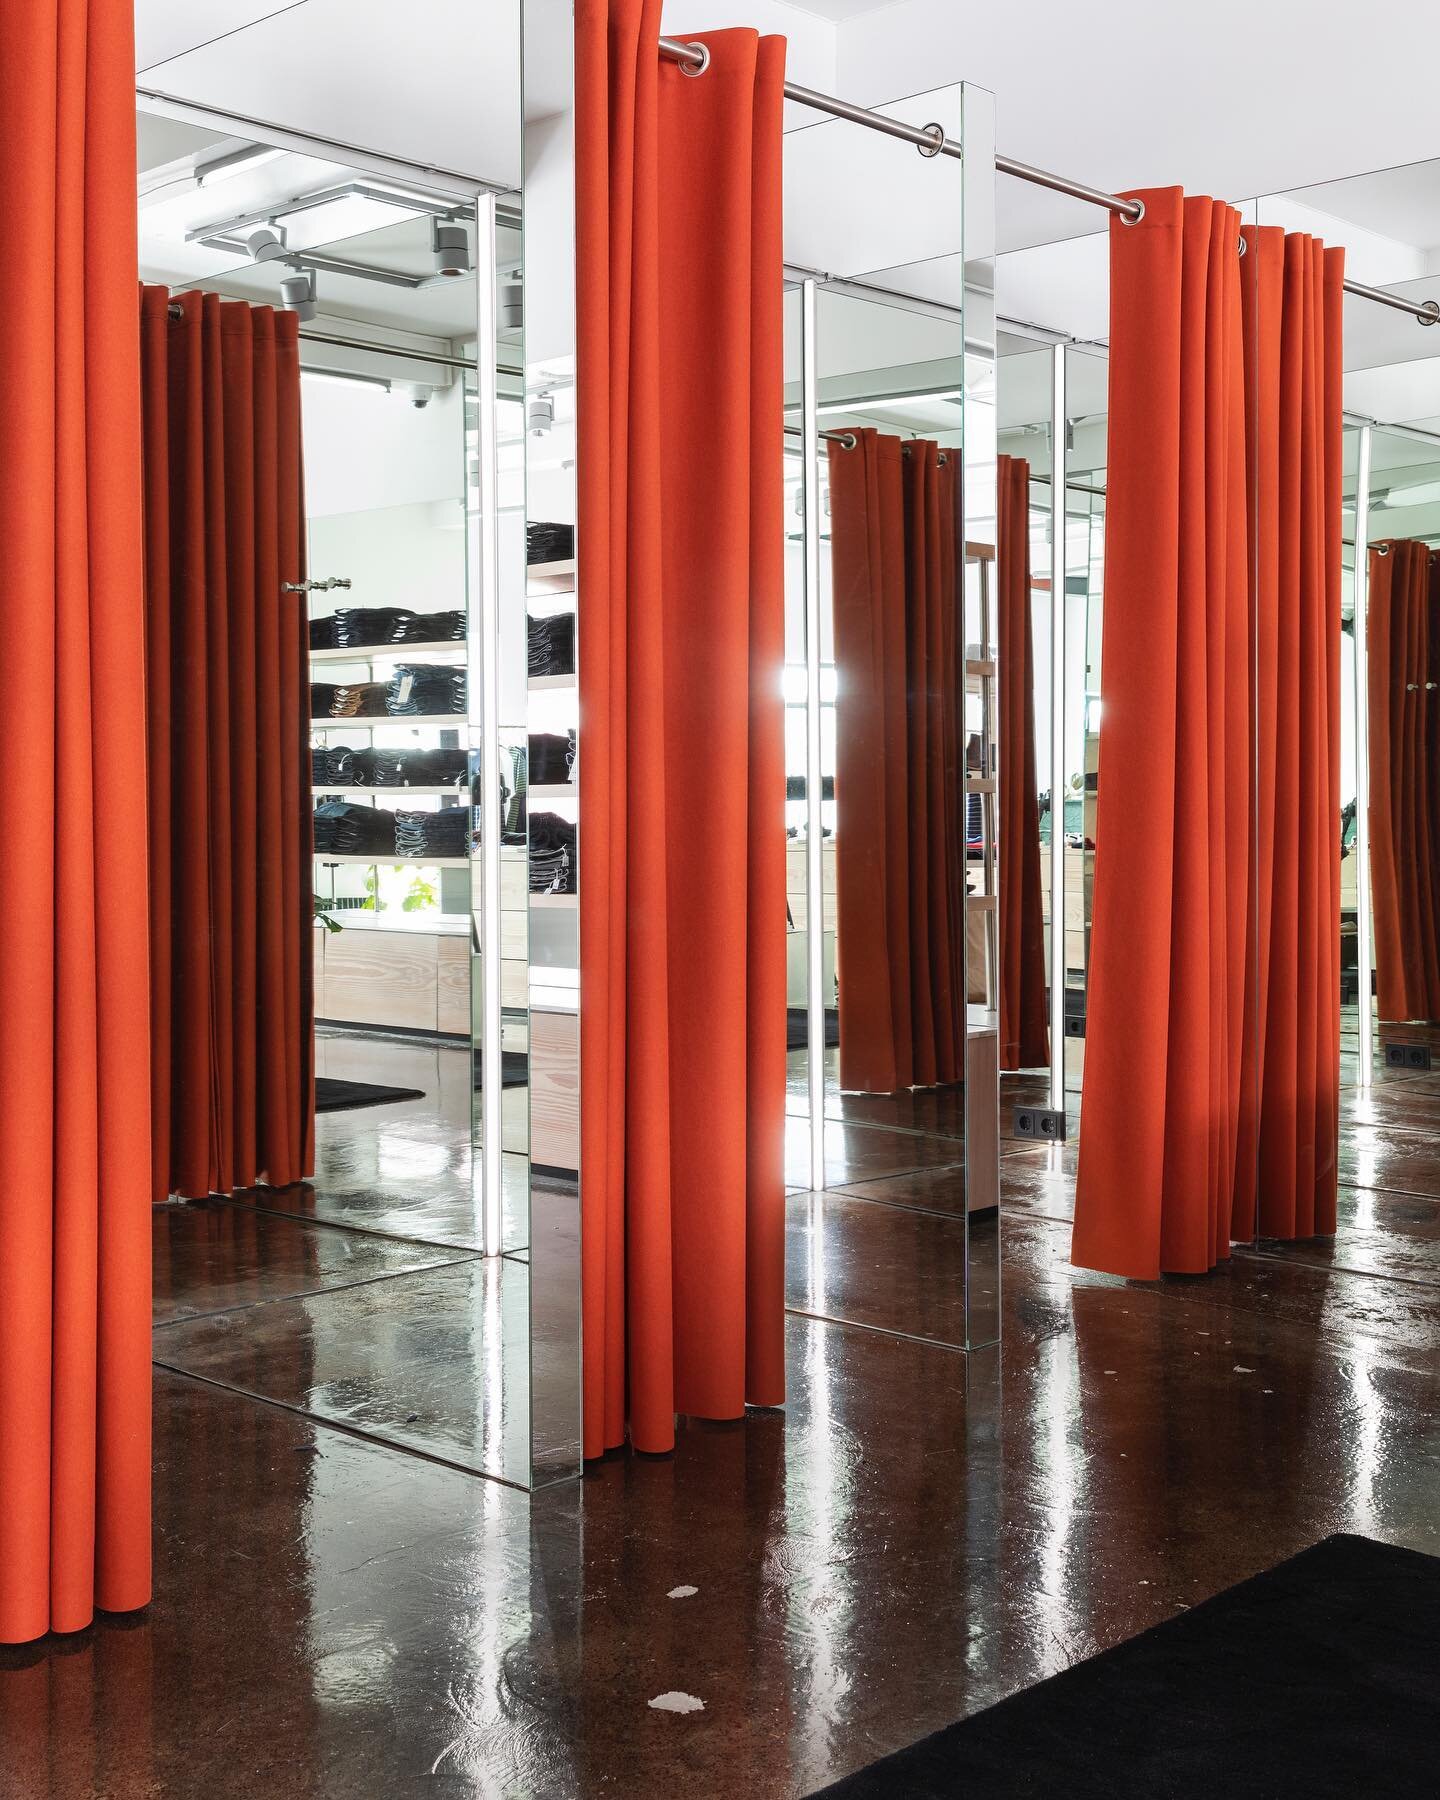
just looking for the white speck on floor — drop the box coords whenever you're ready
[668,1585,698,1599]
[650,1693,705,1714]
[1233,1366,1255,1373]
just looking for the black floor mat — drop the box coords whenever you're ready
[315,1077,425,1113]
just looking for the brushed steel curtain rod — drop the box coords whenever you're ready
[659,38,1440,326]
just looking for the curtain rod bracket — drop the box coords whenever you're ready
[917,122,945,159]
[1421,300,1440,327]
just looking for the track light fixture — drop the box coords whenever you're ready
[499,278,523,331]
[243,223,287,263]
[431,219,471,277]
[279,271,317,322]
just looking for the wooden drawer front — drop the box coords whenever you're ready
[436,937,471,1034]
[322,930,438,1032]
[530,1009,579,1172]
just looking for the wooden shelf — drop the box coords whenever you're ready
[312,785,465,798]
[529,673,576,691]
[309,640,465,664]
[311,715,467,730]
[314,852,470,870]
[530,892,578,910]
[966,540,996,562]
[528,782,577,802]
[966,775,997,794]
[966,658,997,677]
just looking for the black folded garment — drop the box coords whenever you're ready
[529,810,577,893]
[386,663,466,717]
[312,801,400,857]
[394,805,471,860]
[312,744,360,786]
[351,745,470,789]
[785,774,836,802]
[528,612,576,678]
[323,606,419,649]
[527,520,574,565]
[398,609,466,643]
[502,743,528,843]
[311,680,391,719]
[529,730,576,787]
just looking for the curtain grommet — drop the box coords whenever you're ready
[916,122,946,159]
[1119,197,1145,226]
[1377,543,1391,556]
[677,40,710,76]
[1419,299,1440,326]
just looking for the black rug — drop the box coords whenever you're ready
[808,1534,1439,1798]
[473,1050,531,1090]
[787,1007,840,1051]
[315,1076,425,1113]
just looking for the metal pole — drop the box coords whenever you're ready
[801,278,827,1193]
[1342,278,1440,325]
[1353,424,1375,1090]
[474,193,506,1252]
[1048,344,1068,1115]
[995,151,1142,220]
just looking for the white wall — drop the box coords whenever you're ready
[302,371,465,518]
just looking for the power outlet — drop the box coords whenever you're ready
[1064,1014,1086,1039]
[1385,1041,1434,1071]
[1015,1107,1067,1142]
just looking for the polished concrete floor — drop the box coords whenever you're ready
[2,1032,1437,1798]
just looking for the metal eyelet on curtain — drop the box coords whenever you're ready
[836,432,857,449]
[677,40,710,76]
[1119,197,1146,226]
[916,122,946,158]
[1238,235,1247,256]
[1377,543,1391,555]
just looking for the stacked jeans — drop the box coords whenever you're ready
[311,607,467,650]
[394,806,471,859]
[527,521,574,565]
[354,746,469,789]
[311,680,390,719]
[528,731,576,786]
[313,744,360,786]
[529,811,577,894]
[386,663,466,716]
[313,801,401,856]
[527,612,576,678]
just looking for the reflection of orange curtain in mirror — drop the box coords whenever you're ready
[575,2,788,1458]
[140,288,314,1205]
[1367,541,1440,1023]
[828,429,964,1095]
[997,455,1050,1070]
[1235,226,1344,1244]
[1,0,152,1643]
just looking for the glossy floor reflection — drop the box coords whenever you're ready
[2,1064,1437,1796]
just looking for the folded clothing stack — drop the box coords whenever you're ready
[529,811,577,894]
[526,521,574,565]
[386,662,467,717]
[502,743,527,843]
[311,680,390,719]
[529,730,576,787]
[394,806,471,860]
[313,744,360,786]
[353,745,470,789]
[528,612,576,678]
[312,801,401,856]
[311,607,467,650]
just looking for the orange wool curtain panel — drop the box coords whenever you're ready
[827,430,965,1093]
[1367,540,1440,1023]
[1072,192,1343,1278]
[1,0,153,1642]
[140,288,314,1204]
[1234,227,1343,1242]
[575,2,787,1458]
[997,454,1050,1070]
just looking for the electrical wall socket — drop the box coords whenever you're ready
[1385,1041,1434,1071]
[1015,1107,1067,1141]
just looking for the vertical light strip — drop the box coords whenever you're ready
[1353,422,1374,1090]
[801,277,827,1192]
[476,191,505,1252]
[1048,343,1067,1115]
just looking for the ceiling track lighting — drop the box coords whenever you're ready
[528,392,555,436]
[243,223,288,263]
[431,219,472,277]
[499,277,524,331]
[280,270,317,322]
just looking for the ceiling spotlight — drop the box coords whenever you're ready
[432,220,472,277]
[244,223,287,263]
[499,278,523,331]
[279,271,317,322]
[528,392,555,436]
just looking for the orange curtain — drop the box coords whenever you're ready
[1072,190,1251,1279]
[576,2,787,1457]
[140,288,313,1203]
[1235,227,1343,1241]
[0,0,152,1642]
[997,454,1049,1070]
[827,430,964,1094]
[1367,541,1440,1024]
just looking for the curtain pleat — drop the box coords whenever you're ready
[1074,194,1342,1278]
[997,455,1050,1070]
[576,1,787,1457]
[1369,542,1440,1022]
[1072,190,1250,1279]
[827,430,964,1093]
[1,0,152,1643]
[140,288,312,1204]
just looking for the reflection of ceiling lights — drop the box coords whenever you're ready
[194,143,286,187]
[1373,479,1440,510]
[816,387,963,415]
[499,279,523,330]
[302,368,391,395]
[528,393,555,436]
[280,271,317,321]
